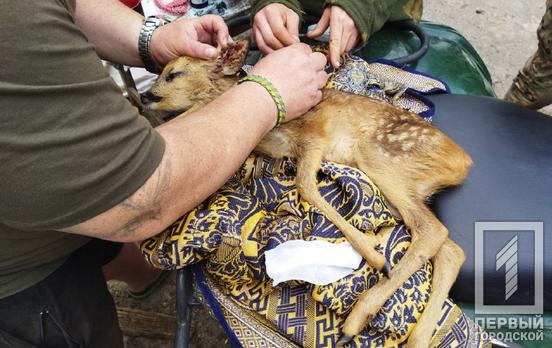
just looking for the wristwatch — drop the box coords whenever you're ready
[138,16,165,74]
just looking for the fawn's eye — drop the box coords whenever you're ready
[166,71,185,82]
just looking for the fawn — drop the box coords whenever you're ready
[141,40,472,348]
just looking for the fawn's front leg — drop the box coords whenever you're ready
[294,141,389,274]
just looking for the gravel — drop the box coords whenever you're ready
[424,0,551,114]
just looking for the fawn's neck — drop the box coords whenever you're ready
[209,76,241,100]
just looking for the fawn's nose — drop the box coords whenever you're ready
[141,91,163,105]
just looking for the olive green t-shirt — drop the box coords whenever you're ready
[0,0,165,298]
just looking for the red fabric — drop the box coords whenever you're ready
[119,0,140,8]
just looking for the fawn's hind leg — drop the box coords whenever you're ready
[337,201,449,345]
[337,131,471,345]
[405,238,465,348]
[294,142,388,273]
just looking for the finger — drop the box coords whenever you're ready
[254,25,273,55]
[196,32,217,46]
[307,8,330,38]
[194,23,221,47]
[317,70,329,89]
[186,40,218,59]
[290,42,313,54]
[311,51,328,71]
[198,15,230,47]
[257,15,285,50]
[314,90,323,103]
[267,12,297,46]
[344,32,359,54]
[217,28,231,48]
[329,12,344,68]
[340,31,349,58]
[196,29,216,47]
[285,10,300,42]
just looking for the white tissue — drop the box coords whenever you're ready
[265,240,362,286]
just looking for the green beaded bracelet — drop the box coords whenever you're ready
[238,74,286,128]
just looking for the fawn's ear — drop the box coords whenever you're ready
[214,40,249,75]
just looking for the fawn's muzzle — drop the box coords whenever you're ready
[141,91,162,105]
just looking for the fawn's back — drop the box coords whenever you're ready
[259,89,472,197]
[143,44,472,200]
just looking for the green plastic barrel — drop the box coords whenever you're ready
[357,21,495,97]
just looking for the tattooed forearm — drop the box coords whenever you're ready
[99,154,172,240]
[108,206,161,240]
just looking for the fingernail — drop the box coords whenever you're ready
[228,36,235,44]
[205,47,217,57]
[293,35,300,42]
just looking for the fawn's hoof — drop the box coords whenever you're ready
[336,333,354,347]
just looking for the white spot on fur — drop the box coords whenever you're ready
[398,132,409,141]
[401,142,415,151]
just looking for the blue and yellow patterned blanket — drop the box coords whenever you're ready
[141,56,489,348]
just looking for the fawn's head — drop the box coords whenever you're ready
[141,40,249,113]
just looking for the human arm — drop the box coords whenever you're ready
[310,0,422,52]
[252,2,358,67]
[62,44,328,243]
[252,0,421,67]
[252,2,302,54]
[307,5,359,68]
[62,83,278,241]
[0,1,326,243]
[73,0,230,66]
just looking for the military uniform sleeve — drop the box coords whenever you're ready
[0,0,165,231]
[325,0,423,45]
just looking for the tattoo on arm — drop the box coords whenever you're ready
[101,155,172,240]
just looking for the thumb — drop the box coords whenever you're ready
[186,40,218,59]
[307,8,330,38]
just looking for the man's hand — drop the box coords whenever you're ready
[250,43,328,121]
[151,15,231,66]
[253,3,300,55]
[307,6,359,68]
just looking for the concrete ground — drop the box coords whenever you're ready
[114,2,550,348]
[424,0,551,114]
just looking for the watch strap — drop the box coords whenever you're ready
[138,16,165,74]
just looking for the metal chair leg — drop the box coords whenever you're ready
[174,268,193,348]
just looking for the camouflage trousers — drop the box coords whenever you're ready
[504,0,552,109]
